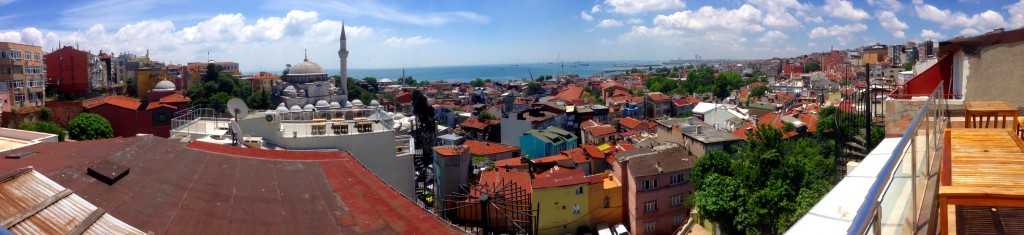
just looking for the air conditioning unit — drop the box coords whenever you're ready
[264,112,280,124]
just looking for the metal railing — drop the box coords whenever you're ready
[849,81,948,235]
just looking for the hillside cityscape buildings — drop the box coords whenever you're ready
[1,1,1024,235]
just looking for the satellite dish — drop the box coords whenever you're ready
[226,98,250,118]
[229,122,244,145]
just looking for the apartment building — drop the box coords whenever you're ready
[0,42,46,111]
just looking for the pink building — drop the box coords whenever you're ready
[613,146,693,235]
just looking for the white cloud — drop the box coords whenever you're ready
[597,19,624,28]
[627,18,644,24]
[266,0,489,26]
[748,0,810,29]
[581,11,594,21]
[384,36,439,48]
[619,25,683,41]
[915,3,1007,35]
[592,5,602,13]
[605,0,686,14]
[652,5,765,32]
[825,0,870,21]
[878,11,908,38]
[1007,0,1024,28]
[920,29,946,40]
[758,30,789,43]
[809,23,868,38]
[803,15,824,23]
[866,0,903,11]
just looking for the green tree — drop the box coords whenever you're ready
[359,92,376,104]
[209,92,234,112]
[246,90,274,110]
[903,60,916,71]
[478,111,497,120]
[526,82,542,95]
[38,107,52,121]
[470,78,486,87]
[20,121,65,141]
[362,77,379,93]
[750,85,772,99]
[692,124,834,234]
[412,90,437,169]
[68,113,114,140]
[804,61,821,73]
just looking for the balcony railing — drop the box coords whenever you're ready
[849,81,949,235]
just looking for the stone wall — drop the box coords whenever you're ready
[883,98,963,137]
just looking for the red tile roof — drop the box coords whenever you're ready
[532,154,570,164]
[671,98,688,106]
[158,93,191,103]
[464,140,520,156]
[796,113,819,133]
[582,144,606,159]
[599,81,626,91]
[555,84,584,101]
[83,95,141,110]
[460,117,494,130]
[685,96,702,104]
[646,92,670,101]
[0,136,460,234]
[584,125,617,137]
[618,117,643,129]
[532,168,588,189]
[730,112,799,141]
[145,102,177,110]
[562,148,589,164]
[395,92,412,103]
[434,145,468,157]
[580,119,601,129]
[495,157,528,169]
[479,168,532,195]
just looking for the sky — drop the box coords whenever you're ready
[0,0,1022,71]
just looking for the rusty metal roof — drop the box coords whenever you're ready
[0,168,146,234]
[0,136,464,234]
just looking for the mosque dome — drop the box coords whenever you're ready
[290,59,325,75]
[315,100,331,109]
[351,99,363,106]
[283,58,329,83]
[329,102,341,109]
[379,78,394,83]
[369,100,380,106]
[275,106,290,114]
[303,104,315,111]
[289,105,302,113]
[153,80,176,92]
[394,113,405,120]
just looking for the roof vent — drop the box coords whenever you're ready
[5,151,37,159]
[87,160,130,185]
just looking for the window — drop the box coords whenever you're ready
[671,194,684,207]
[642,179,657,190]
[670,173,686,185]
[603,196,610,208]
[644,200,657,213]
[34,53,40,61]
[575,186,583,195]
[644,222,657,233]
[13,93,24,102]
[572,203,580,215]
[672,214,685,227]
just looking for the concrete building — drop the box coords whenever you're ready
[613,145,695,235]
[44,46,105,95]
[433,145,472,210]
[520,126,578,159]
[500,108,563,146]
[464,139,521,162]
[655,117,743,158]
[532,168,592,235]
[644,92,671,118]
[580,120,616,145]
[0,42,46,111]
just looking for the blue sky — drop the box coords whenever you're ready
[0,0,1022,71]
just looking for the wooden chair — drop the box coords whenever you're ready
[965,111,1018,130]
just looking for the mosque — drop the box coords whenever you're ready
[271,24,356,111]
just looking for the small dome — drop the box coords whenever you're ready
[344,101,354,108]
[289,60,326,75]
[329,102,341,109]
[315,100,330,108]
[275,106,290,114]
[369,100,380,106]
[351,99,363,106]
[303,104,315,111]
[283,86,297,93]
[278,102,286,108]
[289,105,302,113]
[153,80,176,91]
[394,113,405,119]
[379,78,394,83]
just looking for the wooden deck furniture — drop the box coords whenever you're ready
[964,101,1018,130]
[940,128,1024,235]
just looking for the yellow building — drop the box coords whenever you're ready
[136,68,169,97]
[863,45,888,65]
[588,172,623,227]
[0,42,46,111]
[533,168,592,235]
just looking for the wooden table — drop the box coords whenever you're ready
[940,128,1024,235]
[964,101,1018,129]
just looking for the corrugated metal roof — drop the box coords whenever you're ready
[0,169,145,234]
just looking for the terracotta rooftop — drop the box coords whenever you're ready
[582,144,606,159]
[82,95,141,110]
[157,93,191,103]
[646,92,670,101]
[459,117,497,130]
[144,102,177,110]
[580,119,601,129]
[434,145,469,157]
[584,125,617,137]
[395,92,412,103]
[495,157,529,169]
[532,168,588,189]
[731,112,799,141]
[618,117,643,129]
[464,140,520,156]
[561,148,589,164]
[554,84,584,101]
[478,168,532,196]
[0,136,461,234]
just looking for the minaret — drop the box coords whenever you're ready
[338,22,349,102]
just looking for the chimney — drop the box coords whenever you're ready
[696,125,702,134]
[752,115,758,127]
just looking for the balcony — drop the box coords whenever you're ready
[790,80,1024,235]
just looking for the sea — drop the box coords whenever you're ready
[320,61,665,83]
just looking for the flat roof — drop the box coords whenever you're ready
[0,136,462,234]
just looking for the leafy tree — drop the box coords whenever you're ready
[398,76,417,86]
[411,90,437,170]
[478,111,497,120]
[68,113,114,140]
[692,124,834,234]
[526,82,542,95]
[470,78,486,87]
[38,107,52,121]
[362,77,379,93]
[804,61,821,73]
[359,92,376,104]
[20,121,65,141]
[186,64,252,111]
[246,90,274,110]
[417,80,431,87]
[903,60,916,71]
[750,85,772,99]
[209,92,234,111]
